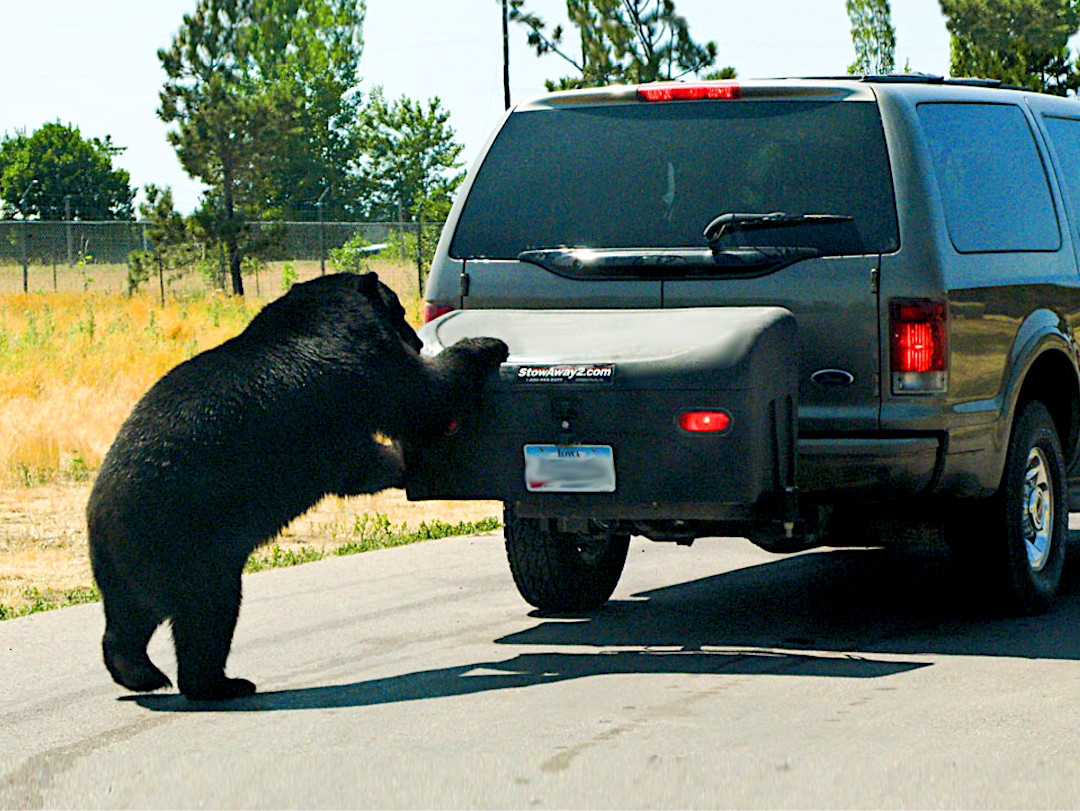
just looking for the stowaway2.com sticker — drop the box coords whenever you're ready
[512,364,615,385]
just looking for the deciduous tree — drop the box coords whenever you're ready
[356,88,465,224]
[0,122,134,220]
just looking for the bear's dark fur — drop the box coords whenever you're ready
[87,272,507,700]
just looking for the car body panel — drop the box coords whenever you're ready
[422,77,1080,510]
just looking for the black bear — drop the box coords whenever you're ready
[87,272,507,700]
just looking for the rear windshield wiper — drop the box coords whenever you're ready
[703,211,854,245]
[517,246,819,281]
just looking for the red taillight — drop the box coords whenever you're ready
[679,411,731,433]
[895,322,938,373]
[637,82,740,102]
[423,302,455,324]
[890,299,948,393]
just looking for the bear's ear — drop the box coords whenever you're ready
[355,271,379,296]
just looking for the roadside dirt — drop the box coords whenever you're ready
[0,482,501,612]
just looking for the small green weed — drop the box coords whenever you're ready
[243,544,325,573]
[14,462,53,487]
[280,262,298,291]
[65,450,91,482]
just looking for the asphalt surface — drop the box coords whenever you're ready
[5,524,1080,808]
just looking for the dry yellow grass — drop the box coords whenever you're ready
[0,259,421,483]
[0,291,257,481]
[0,261,501,614]
[0,257,425,301]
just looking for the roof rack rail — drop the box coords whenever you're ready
[860,72,944,83]
[855,73,1033,92]
[945,77,1032,91]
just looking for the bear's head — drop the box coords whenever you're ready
[252,272,423,356]
[352,272,423,354]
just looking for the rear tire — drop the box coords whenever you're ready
[952,399,1067,614]
[503,505,630,611]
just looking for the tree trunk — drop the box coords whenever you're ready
[222,169,245,297]
[229,247,244,297]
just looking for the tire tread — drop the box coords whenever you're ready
[504,505,629,611]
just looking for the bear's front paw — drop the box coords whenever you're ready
[447,337,509,368]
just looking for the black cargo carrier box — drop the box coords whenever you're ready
[407,308,799,523]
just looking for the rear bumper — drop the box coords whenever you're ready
[505,436,943,522]
[799,435,942,497]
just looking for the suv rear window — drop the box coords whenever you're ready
[451,100,899,259]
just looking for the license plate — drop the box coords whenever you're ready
[524,445,616,493]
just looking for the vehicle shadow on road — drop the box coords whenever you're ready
[130,535,1080,713]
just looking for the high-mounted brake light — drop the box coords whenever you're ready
[423,302,455,324]
[679,411,732,433]
[637,82,740,102]
[890,299,947,393]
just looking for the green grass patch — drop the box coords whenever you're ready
[244,512,501,572]
[0,585,101,621]
[0,512,501,621]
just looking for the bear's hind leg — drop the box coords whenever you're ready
[172,564,255,701]
[102,592,171,693]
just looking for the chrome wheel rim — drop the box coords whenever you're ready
[1023,447,1054,572]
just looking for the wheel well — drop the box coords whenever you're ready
[1016,349,1080,460]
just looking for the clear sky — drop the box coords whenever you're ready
[0,0,952,214]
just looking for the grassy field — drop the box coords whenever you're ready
[0,260,501,617]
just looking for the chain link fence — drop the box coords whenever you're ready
[0,220,445,297]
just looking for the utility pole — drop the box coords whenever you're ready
[502,0,511,109]
[316,187,329,275]
[18,180,37,294]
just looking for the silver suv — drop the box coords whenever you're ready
[409,76,1080,616]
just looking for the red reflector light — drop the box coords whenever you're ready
[679,411,731,433]
[637,82,740,102]
[423,302,455,324]
[890,300,947,373]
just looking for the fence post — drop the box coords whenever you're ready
[21,220,28,294]
[318,207,325,275]
[416,222,424,293]
[316,188,329,275]
[64,195,73,267]
[18,180,36,293]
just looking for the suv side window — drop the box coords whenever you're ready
[1041,116,1080,236]
[917,102,1060,253]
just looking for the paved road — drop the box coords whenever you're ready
[4,525,1080,809]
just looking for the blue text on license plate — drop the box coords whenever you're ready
[523,445,616,493]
